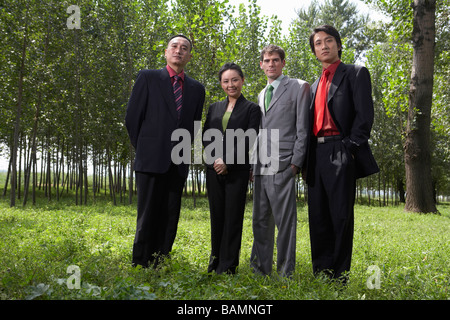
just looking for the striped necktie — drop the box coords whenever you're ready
[173,75,182,119]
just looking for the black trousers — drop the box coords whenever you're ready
[206,168,249,274]
[307,139,356,281]
[132,164,186,268]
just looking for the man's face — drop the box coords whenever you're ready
[165,37,192,70]
[260,52,285,81]
[313,31,341,66]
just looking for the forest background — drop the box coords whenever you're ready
[0,0,449,210]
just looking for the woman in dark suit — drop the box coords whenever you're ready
[203,63,261,274]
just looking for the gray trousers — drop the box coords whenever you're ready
[250,166,297,277]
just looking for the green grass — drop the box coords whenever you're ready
[0,194,449,301]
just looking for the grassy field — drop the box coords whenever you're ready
[0,193,449,303]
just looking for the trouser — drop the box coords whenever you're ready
[206,168,249,274]
[132,164,186,268]
[250,166,297,277]
[307,139,356,281]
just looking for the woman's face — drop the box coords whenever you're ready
[220,69,244,99]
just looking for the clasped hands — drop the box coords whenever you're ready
[214,158,228,175]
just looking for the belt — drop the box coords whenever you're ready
[316,135,342,143]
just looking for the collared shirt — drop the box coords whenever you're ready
[166,65,185,90]
[316,60,341,137]
[263,74,284,113]
[266,74,284,96]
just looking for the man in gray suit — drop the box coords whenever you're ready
[250,45,311,277]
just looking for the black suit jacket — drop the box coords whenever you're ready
[125,68,205,177]
[307,62,379,181]
[203,94,261,171]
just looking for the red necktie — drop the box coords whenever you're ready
[313,69,330,136]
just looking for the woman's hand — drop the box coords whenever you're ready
[214,158,228,175]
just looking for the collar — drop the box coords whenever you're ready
[226,93,245,106]
[267,74,284,92]
[166,65,185,81]
[323,59,341,75]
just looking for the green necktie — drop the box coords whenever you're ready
[265,85,274,111]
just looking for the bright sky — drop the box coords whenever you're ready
[227,0,386,33]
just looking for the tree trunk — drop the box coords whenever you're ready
[128,150,134,205]
[10,7,29,207]
[84,154,88,205]
[191,168,196,208]
[397,176,405,203]
[3,157,12,197]
[23,91,40,206]
[46,136,51,201]
[108,151,116,205]
[404,0,437,213]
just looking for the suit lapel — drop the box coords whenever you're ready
[159,68,178,121]
[266,76,288,113]
[217,95,245,132]
[310,78,320,111]
[327,62,346,103]
[182,76,195,119]
[258,91,265,113]
[218,98,228,118]
[225,95,245,129]
[217,99,228,132]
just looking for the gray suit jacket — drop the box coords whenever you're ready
[252,75,311,175]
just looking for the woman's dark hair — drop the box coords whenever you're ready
[309,25,342,58]
[218,62,245,81]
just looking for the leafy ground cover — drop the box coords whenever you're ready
[0,196,449,301]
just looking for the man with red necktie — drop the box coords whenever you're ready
[125,35,205,268]
[306,25,379,283]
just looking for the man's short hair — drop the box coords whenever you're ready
[260,44,285,61]
[309,25,342,58]
[168,34,193,52]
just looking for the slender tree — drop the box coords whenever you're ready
[10,2,30,207]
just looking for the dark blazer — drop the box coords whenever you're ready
[306,62,379,181]
[125,67,205,177]
[203,94,261,171]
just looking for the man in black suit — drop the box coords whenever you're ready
[306,25,379,282]
[125,35,205,268]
